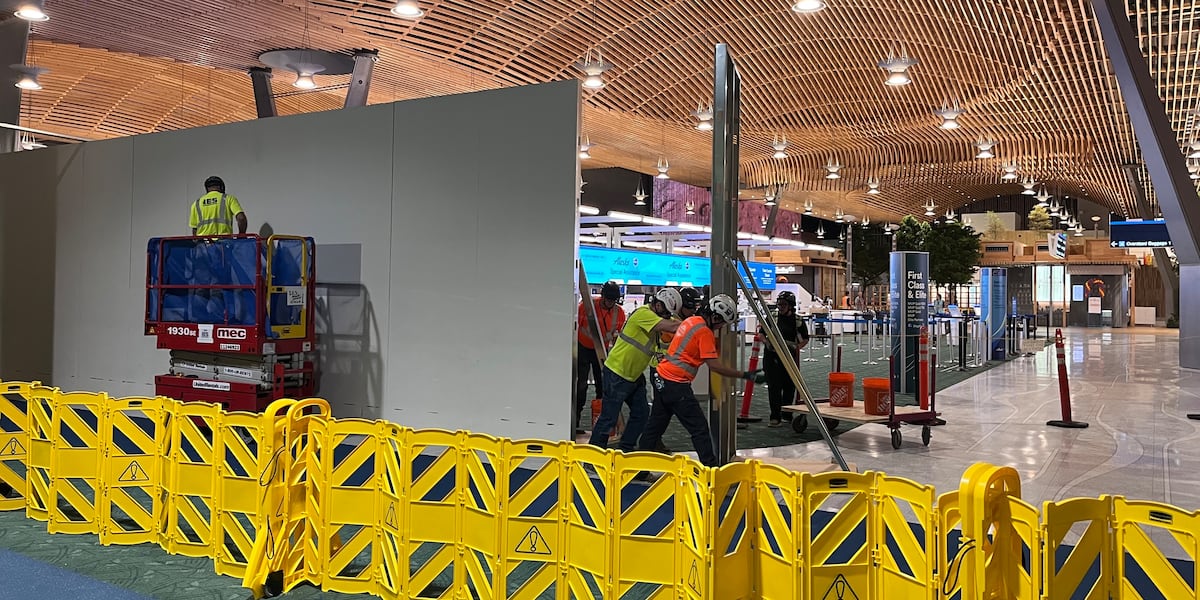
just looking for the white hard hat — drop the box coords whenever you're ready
[709,294,738,323]
[655,288,683,316]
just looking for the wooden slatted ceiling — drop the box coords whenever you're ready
[9,0,1199,221]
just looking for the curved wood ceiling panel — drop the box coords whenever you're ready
[8,0,1199,222]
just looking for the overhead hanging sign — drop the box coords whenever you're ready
[579,246,776,290]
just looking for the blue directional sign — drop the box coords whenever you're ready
[579,246,776,290]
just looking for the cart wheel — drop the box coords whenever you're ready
[890,428,902,449]
[921,425,932,446]
[823,418,840,431]
[792,415,808,434]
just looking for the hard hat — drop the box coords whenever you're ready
[709,294,738,323]
[680,287,702,310]
[776,291,796,306]
[600,281,622,301]
[654,288,683,316]
[204,176,225,192]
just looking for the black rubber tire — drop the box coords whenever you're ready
[890,428,902,449]
[792,415,808,434]
[262,571,284,598]
[823,418,840,431]
[922,425,932,446]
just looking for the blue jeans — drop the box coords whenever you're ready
[587,366,649,452]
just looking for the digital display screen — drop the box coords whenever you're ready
[1109,215,1171,248]
[579,246,776,290]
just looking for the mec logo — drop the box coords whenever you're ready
[216,327,247,340]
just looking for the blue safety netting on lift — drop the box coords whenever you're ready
[267,238,309,330]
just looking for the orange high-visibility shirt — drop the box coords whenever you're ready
[656,316,718,383]
[577,299,626,350]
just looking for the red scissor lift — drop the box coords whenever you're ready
[144,234,317,412]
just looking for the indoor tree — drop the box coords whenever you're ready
[852,222,890,285]
[926,220,984,299]
[894,215,930,251]
[1028,206,1054,231]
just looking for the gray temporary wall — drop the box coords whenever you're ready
[0,80,580,441]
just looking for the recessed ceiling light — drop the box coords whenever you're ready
[791,0,827,13]
[390,0,424,19]
[14,1,48,21]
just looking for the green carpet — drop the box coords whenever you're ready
[656,338,1017,452]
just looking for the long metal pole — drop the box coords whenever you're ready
[709,44,741,465]
[730,254,849,471]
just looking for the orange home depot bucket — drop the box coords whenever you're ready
[828,372,855,407]
[863,378,892,416]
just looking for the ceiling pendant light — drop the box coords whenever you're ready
[575,49,613,90]
[878,47,918,87]
[764,184,778,206]
[18,132,44,150]
[817,225,825,239]
[633,180,648,206]
[834,209,845,223]
[772,134,788,159]
[11,65,45,90]
[692,102,713,131]
[861,216,871,227]
[791,222,800,234]
[292,72,316,89]
[656,156,670,179]
[803,200,814,215]
[1074,225,1085,237]
[760,215,768,229]
[866,176,881,194]
[1189,164,1200,180]
[1049,199,1061,216]
[825,156,841,179]
[934,99,962,130]
[578,136,594,159]
[1188,139,1200,159]
[1001,161,1019,181]
[975,137,996,159]
[944,209,957,223]
[791,0,827,13]
[1034,188,1050,208]
[14,0,48,21]
[390,0,424,18]
[685,200,696,215]
[924,200,937,217]
[1020,177,1037,195]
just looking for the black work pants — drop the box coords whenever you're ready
[575,343,603,430]
[638,374,717,467]
[764,350,795,422]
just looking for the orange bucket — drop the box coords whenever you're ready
[828,372,855,407]
[862,378,892,416]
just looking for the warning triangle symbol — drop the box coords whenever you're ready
[821,574,860,600]
[384,502,398,529]
[688,560,700,592]
[514,525,552,555]
[118,460,150,483]
[0,438,24,456]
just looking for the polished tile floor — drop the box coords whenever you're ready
[738,327,1200,509]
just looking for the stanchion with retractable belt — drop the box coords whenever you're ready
[918,326,930,411]
[1047,328,1088,429]
[737,334,765,423]
[958,318,969,372]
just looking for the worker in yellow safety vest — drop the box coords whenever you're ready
[588,288,683,452]
[190,176,248,236]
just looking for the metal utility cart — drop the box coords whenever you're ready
[144,234,317,412]
[783,357,943,449]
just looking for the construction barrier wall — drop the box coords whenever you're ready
[1,380,1199,599]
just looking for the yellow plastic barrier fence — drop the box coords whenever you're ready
[6,380,1200,600]
[0,381,36,511]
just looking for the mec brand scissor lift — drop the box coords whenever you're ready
[145,234,317,412]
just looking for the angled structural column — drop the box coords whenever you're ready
[710,43,741,465]
[248,67,277,118]
[1093,0,1200,367]
[0,19,31,153]
[1122,164,1178,321]
[343,50,378,109]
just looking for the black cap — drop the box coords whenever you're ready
[600,281,622,301]
[204,176,225,192]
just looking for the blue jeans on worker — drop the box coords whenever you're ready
[638,374,718,467]
[587,366,648,452]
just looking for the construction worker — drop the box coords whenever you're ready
[190,176,248,236]
[588,288,683,452]
[761,291,810,427]
[643,286,702,452]
[575,281,626,434]
[638,294,757,467]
